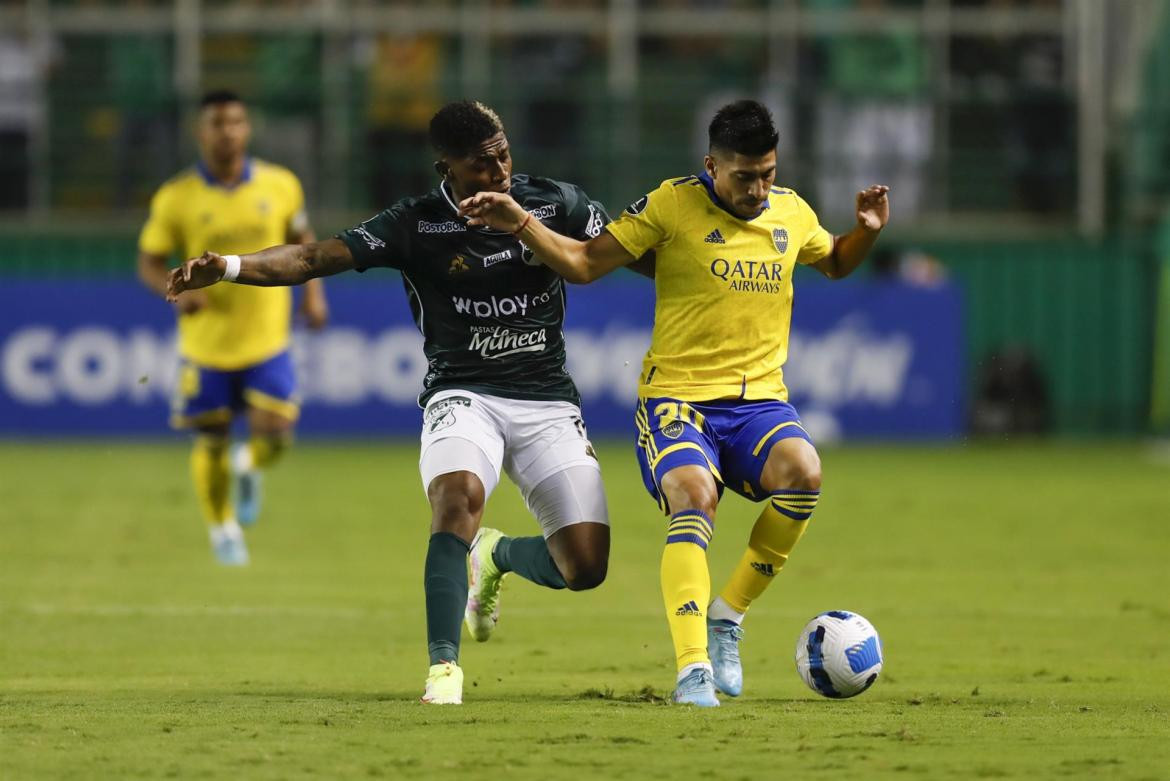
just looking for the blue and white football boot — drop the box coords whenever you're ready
[707,619,745,697]
[671,666,720,707]
[210,522,249,566]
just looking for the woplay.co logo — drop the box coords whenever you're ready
[452,293,549,318]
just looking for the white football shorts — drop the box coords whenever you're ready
[418,389,609,536]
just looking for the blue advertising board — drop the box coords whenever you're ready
[0,275,962,438]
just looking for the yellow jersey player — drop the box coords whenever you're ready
[137,90,328,565]
[460,99,890,706]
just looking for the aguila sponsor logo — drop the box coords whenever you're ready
[468,326,548,359]
[709,258,784,293]
[482,249,512,267]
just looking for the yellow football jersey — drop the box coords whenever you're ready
[139,158,307,370]
[607,174,834,402]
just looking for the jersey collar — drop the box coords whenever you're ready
[440,178,513,235]
[697,171,769,222]
[196,157,253,190]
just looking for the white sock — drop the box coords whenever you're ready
[209,519,243,545]
[677,662,713,683]
[232,442,255,473]
[708,596,746,625]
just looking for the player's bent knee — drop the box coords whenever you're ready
[681,484,719,519]
[762,440,823,492]
[794,463,822,492]
[661,465,720,518]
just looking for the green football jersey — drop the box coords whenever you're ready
[337,175,609,406]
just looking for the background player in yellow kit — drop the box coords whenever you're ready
[136,90,328,565]
[460,99,889,706]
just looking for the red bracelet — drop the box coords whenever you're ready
[512,213,532,235]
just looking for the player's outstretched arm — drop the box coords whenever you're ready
[165,238,356,301]
[813,184,890,280]
[459,191,636,284]
[140,250,207,314]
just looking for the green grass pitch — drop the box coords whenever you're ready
[1,440,1168,779]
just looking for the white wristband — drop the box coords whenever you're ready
[221,254,241,282]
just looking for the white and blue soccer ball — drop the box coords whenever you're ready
[795,610,883,698]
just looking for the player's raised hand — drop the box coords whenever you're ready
[166,252,227,301]
[856,185,890,232]
[459,191,528,233]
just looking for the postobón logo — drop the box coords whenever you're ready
[417,220,466,234]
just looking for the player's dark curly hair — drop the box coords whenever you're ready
[708,100,779,157]
[429,101,505,158]
[200,89,244,108]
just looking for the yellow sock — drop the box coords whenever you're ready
[661,509,714,671]
[718,489,820,614]
[248,433,290,470]
[190,434,231,525]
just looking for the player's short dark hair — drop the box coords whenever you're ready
[708,100,779,157]
[429,101,505,158]
[200,89,244,109]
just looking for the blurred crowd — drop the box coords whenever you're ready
[0,0,1076,219]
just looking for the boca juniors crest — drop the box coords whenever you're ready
[773,228,789,254]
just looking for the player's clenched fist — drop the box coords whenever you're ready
[166,251,227,301]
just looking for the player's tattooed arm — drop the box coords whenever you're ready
[459,191,637,284]
[165,239,357,300]
[813,185,890,280]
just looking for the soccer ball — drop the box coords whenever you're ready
[795,610,883,698]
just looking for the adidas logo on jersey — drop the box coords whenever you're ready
[703,229,725,244]
[675,600,702,617]
[751,562,776,577]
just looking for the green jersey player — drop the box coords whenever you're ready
[167,101,630,704]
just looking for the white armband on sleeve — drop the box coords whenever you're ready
[221,254,242,282]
